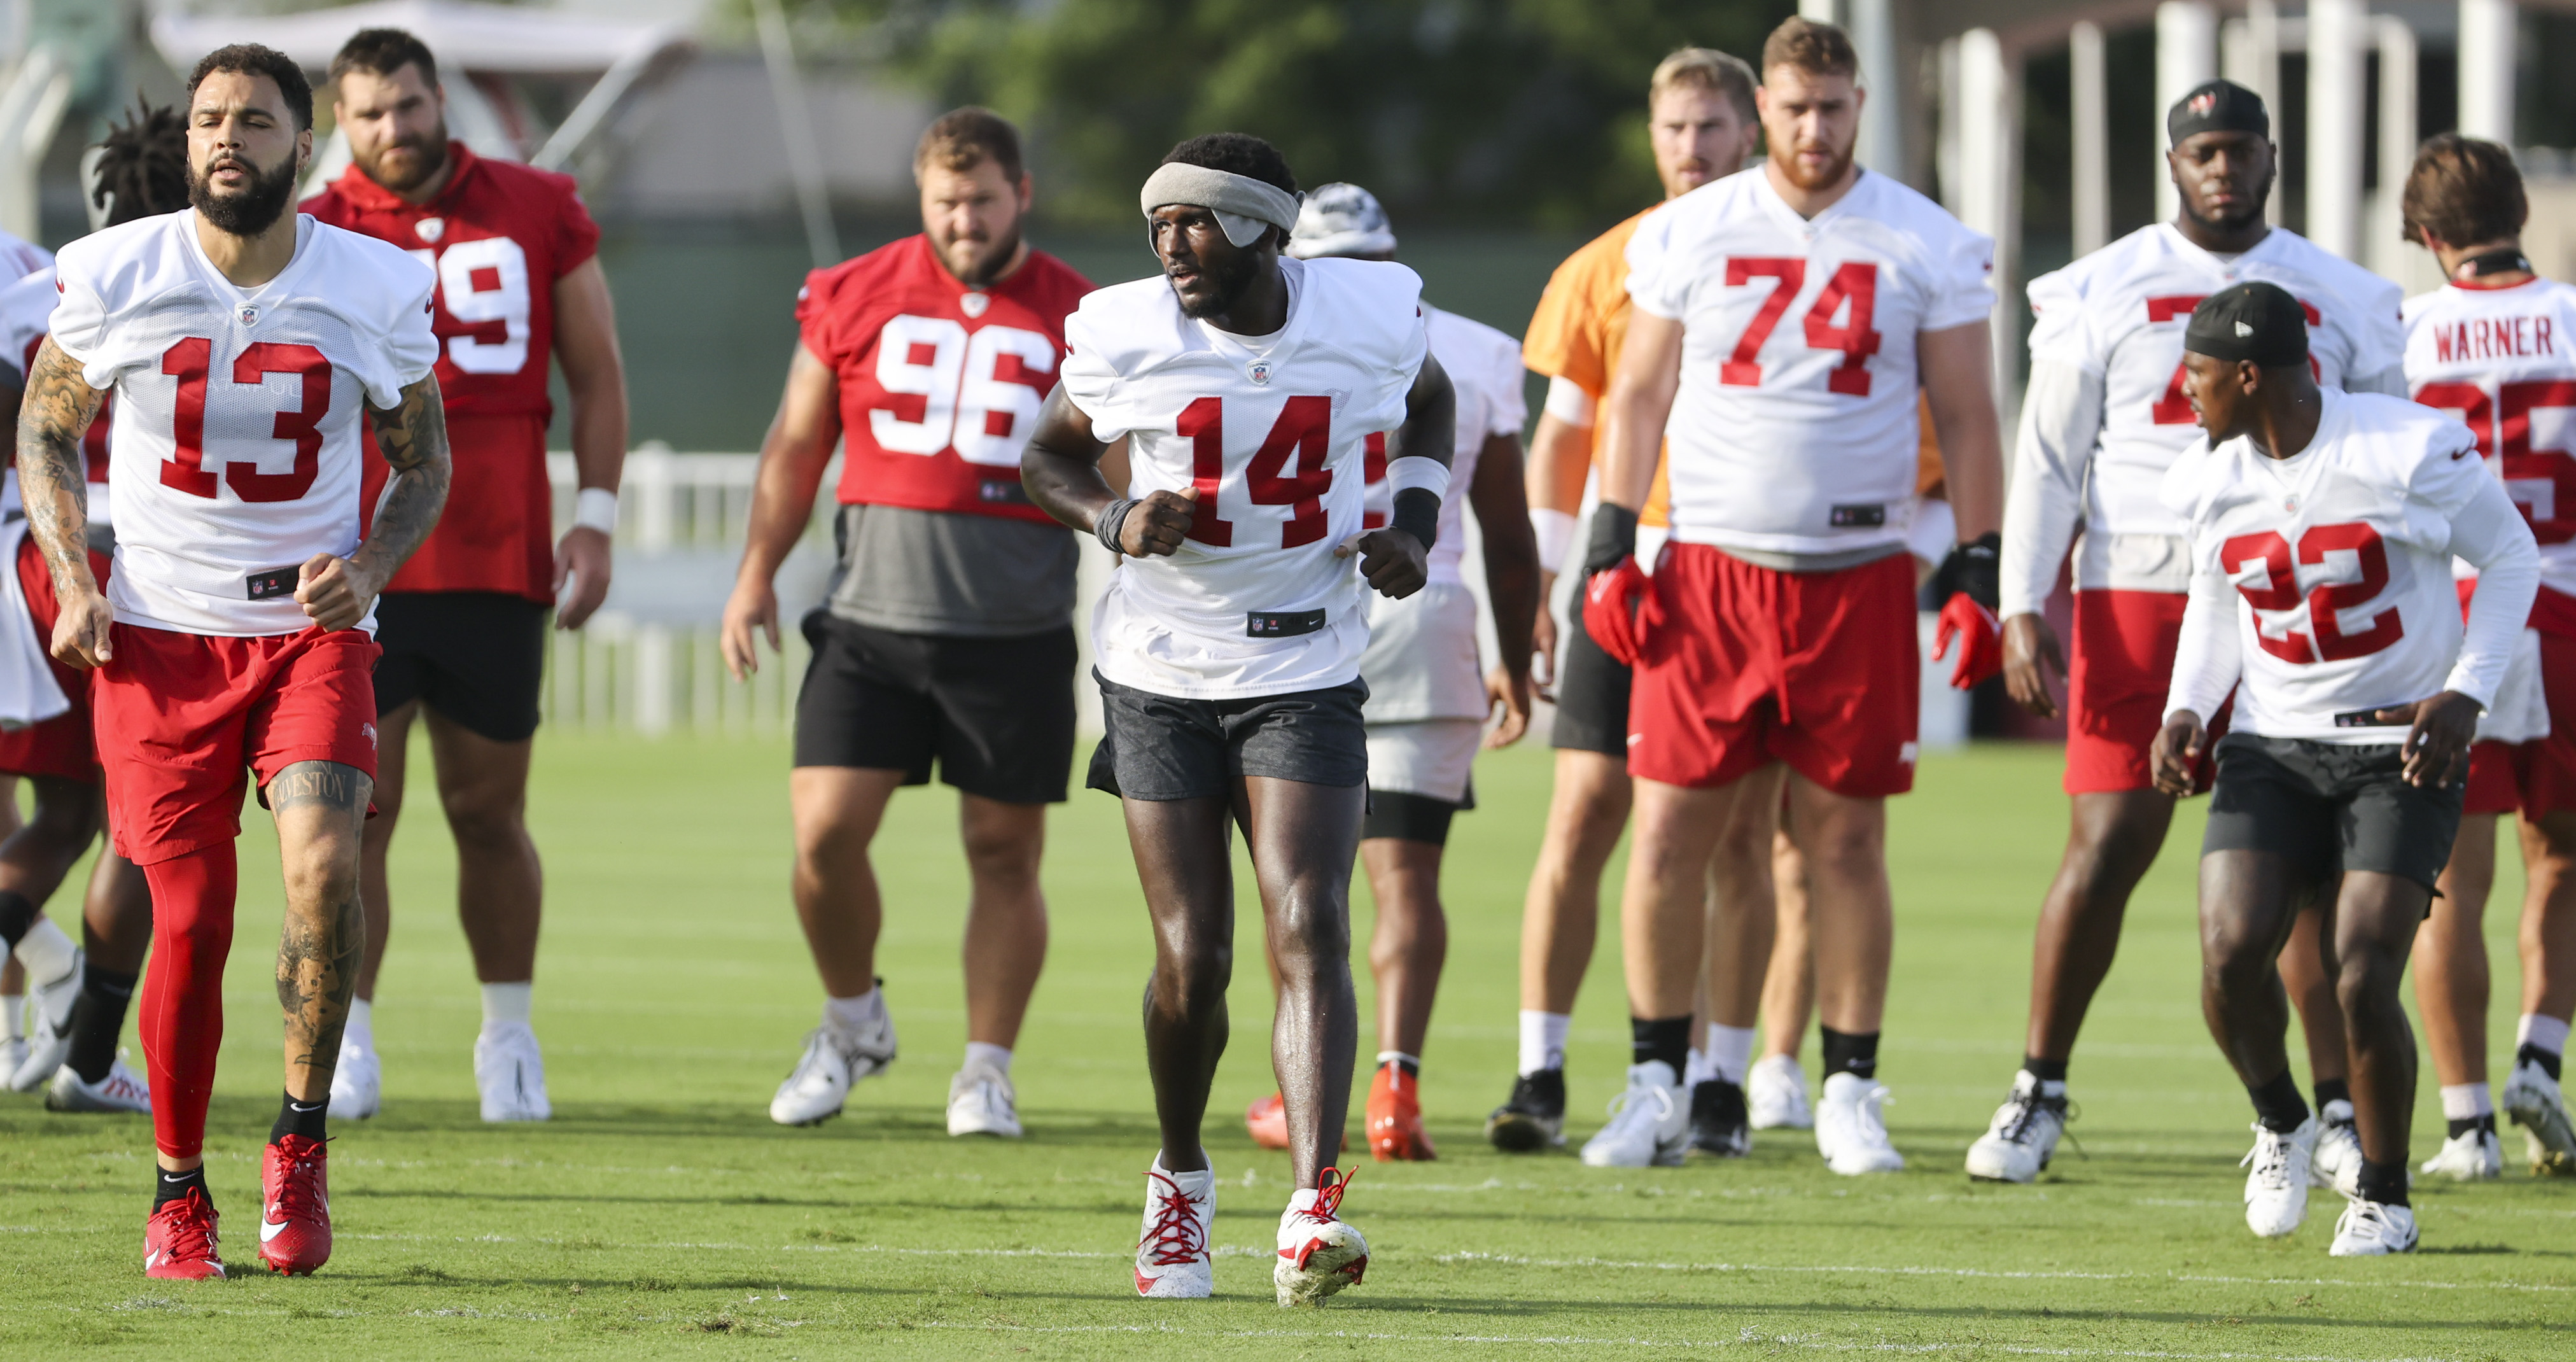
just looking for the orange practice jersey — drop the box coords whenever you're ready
[1522,208,1672,526]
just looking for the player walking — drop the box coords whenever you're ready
[302,28,627,1123]
[1578,16,2005,1173]
[1977,80,2405,1183]
[18,45,448,1278]
[722,109,1090,1138]
[2398,133,2576,1178]
[1021,134,1453,1304]
[2155,282,2537,1254]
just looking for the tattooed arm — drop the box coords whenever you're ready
[297,372,451,631]
[16,339,112,668]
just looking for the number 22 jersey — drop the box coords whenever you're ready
[46,210,438,636]
[1060,256,1429,699]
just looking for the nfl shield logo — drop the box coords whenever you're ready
[237,304,260,326]
[417,216,445,243]
[1248,360,1273,386]
[960,291,990,318]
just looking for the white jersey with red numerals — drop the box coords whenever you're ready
[1358,304,1524,586]
[1,265,117,519]
[45,211,437,636]
[2162,390,2538,741]
[2404,276,2576,605]
[2003,225,2407,617]
[1623,167,1994,559]
[1060,255,1429,699]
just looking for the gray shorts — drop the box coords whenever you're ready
[1086,671,1370,801]
[2201,732,2465,894]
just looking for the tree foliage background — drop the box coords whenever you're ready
[818,0,1798,232]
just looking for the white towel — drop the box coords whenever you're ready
[0,518,70,731]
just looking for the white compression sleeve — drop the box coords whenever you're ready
[2164,563,2243,723]
[2447,476,2542,706]
[2001,360,2104,618]
[1543,376,1596,427]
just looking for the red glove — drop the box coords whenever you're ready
[1933,591,2002,690]
[1583,557,1653,666]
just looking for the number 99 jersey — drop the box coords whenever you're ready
[46,211,438,636]
[1060,256,1429,699]
[2404,275,2576,617]
[1624,169,1994,559]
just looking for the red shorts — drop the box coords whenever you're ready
[2475,630,2576,818]
[1627,544,1917,797]
[2467,741,2523,815]
[2064,589,2229,796]
[92,623,382,865]
[0,534,109,781]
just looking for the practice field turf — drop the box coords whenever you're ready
[3,735,2572,1359]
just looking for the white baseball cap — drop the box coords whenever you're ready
[1287,181,1397,259]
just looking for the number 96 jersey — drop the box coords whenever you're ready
[46,211,438,636]
[1061,256,1429,699]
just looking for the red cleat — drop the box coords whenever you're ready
[1246,1092,1291,1149]
[143,1186,226,1279]
[1367,1064,1437,1162]
[258,1134,332,1275]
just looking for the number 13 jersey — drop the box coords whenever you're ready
[1624,168,1994,559]
[1060,255,1429,699]
[46,211,438,636]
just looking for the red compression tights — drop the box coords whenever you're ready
[137,843,239,1160]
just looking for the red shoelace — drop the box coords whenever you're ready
[268,1135,327,1225]
[150,1191,219,1261]
[1140,1169,1207,1267]
[1303,1166,1353,1221]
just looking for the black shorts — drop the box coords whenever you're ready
[794,613,1075,805]
[1550,610,1631,756]
[1362,789,1462,845]
[2201,733,2465,894]
[372,592,549,743]
[1086,671,1368,801]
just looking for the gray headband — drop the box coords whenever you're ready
[1140,164,1303,248]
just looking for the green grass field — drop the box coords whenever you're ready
[3,734,2572,1359]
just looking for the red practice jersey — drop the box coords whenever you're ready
[797,235,1092,524]
[304,141,603,602]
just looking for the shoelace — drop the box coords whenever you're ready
[1602,1083,1677,1127]
[269,1138,326,1225]
[1850,1086,1894,1142]
[1139,1169,1207,1267]
[2240,1127,2298,1187]
[152,1191,217,1261]
[1297,1166,1355,1225]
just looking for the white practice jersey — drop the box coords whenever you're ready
[2404,276,2576,605]
[2003,225,2406,617]
[2162,390,2538,742]
[1359,304,1525,586]
[1625,167,1993,559]
[1061,255,1429,699]
[48,212,438,636]
[0,227,49,287]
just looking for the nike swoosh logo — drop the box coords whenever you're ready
[2453,449,2472,460]
[262,1217,290,1242]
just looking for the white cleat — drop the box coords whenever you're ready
[2502,1060,2576,1176]
[1133,1160,1215,1298]
[8,949,80,1092]
[1964,1070,2067,1183]
[2419,1126,2502,1181]
[474,1023,552,1122]
[1747,1053,1812,1130]
[946,1063,1023,1138]
[1,1036,22,1083]
[1815,1072,1905,1174]
[769,1015,897,1127]
[2242,1118,2318,1238]
[328,1032,381,1121]
[1579,1061,1688,1168]
[46,1056,150,1114]
[1273,1170,1368,1307]
[2328,1197,2419,1256]
[2311,1099,2362,1197]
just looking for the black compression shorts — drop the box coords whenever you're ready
[2201,732,2465,894]
[372,592,549,743]
[1550,608,1631,757]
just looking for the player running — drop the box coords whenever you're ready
[300,28,628,1123]
[2398,133,2576,1178]
[2155,281,2537,1254]
[1578,15,2004,1173]
[1488,45,1782,1156]
[1978,80,2405,1183]
[18,45,448,1278]
[1022,134,1453,1304]
[722,109,1091,1138]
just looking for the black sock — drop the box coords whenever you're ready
[153,1165,208,1211]
[0,889,34,950]
[1630,1016,1692,1078]
[2355,1158,2411,1207]
[2447,1111,2498,1141]
[1820,1026,1880,1081]
[2313,1077,2351,1113]
[2521,1042,2565,1082]
[2248,1069,2310,1133]
[66,965,138,1085]
[271,1090,328,1144]
[2022,1055,2068,1085]
[1381,1056,1420,1079]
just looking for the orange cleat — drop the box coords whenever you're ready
[1367,1064,1437,1162]
[1245,1091,1291,1149]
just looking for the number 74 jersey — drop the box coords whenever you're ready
[2404,275,2576,614]
[46,211,438,636]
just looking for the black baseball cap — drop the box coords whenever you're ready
[2183,282,2308,369]
[2168,79,2269,147]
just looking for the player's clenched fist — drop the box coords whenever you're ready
[48,585,113,670]
[1342,526,1429,599]
[295,554,378,632]
[1115,487,1199,558]
[2148,709,2206,798]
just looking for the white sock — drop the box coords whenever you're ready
[2519,1013,2572,1058]
[963,1041,1012,1076]
[1518,1011,1570,1076]
[12,916,74,985]
[1704,1024,1757,1087]
[480,981,533,1030]
[1376,1050,1420,1072]
[344,997,374,1047]
[2440,1081,2493,1121]
[825,987,885,1035]
[1,993,20,1042]
[1682,1047,1716,1086]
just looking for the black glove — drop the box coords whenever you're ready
[1934,530,2001,611]
[1584,503,1640,575]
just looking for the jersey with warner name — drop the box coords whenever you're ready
[1061,255,1429,699]
[799,234,1093,525]
[2162,390,2527,741]
[45,211,438,636]
[1360,304,1525,586]
[1626,167,1995,558]
[2403,275,2576,629]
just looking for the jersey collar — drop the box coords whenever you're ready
[1753,164,1870,238]
[2157,220,2287,275]
[2446,272,2544,293]
[178,208,319,305]
[330,140,479,214]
